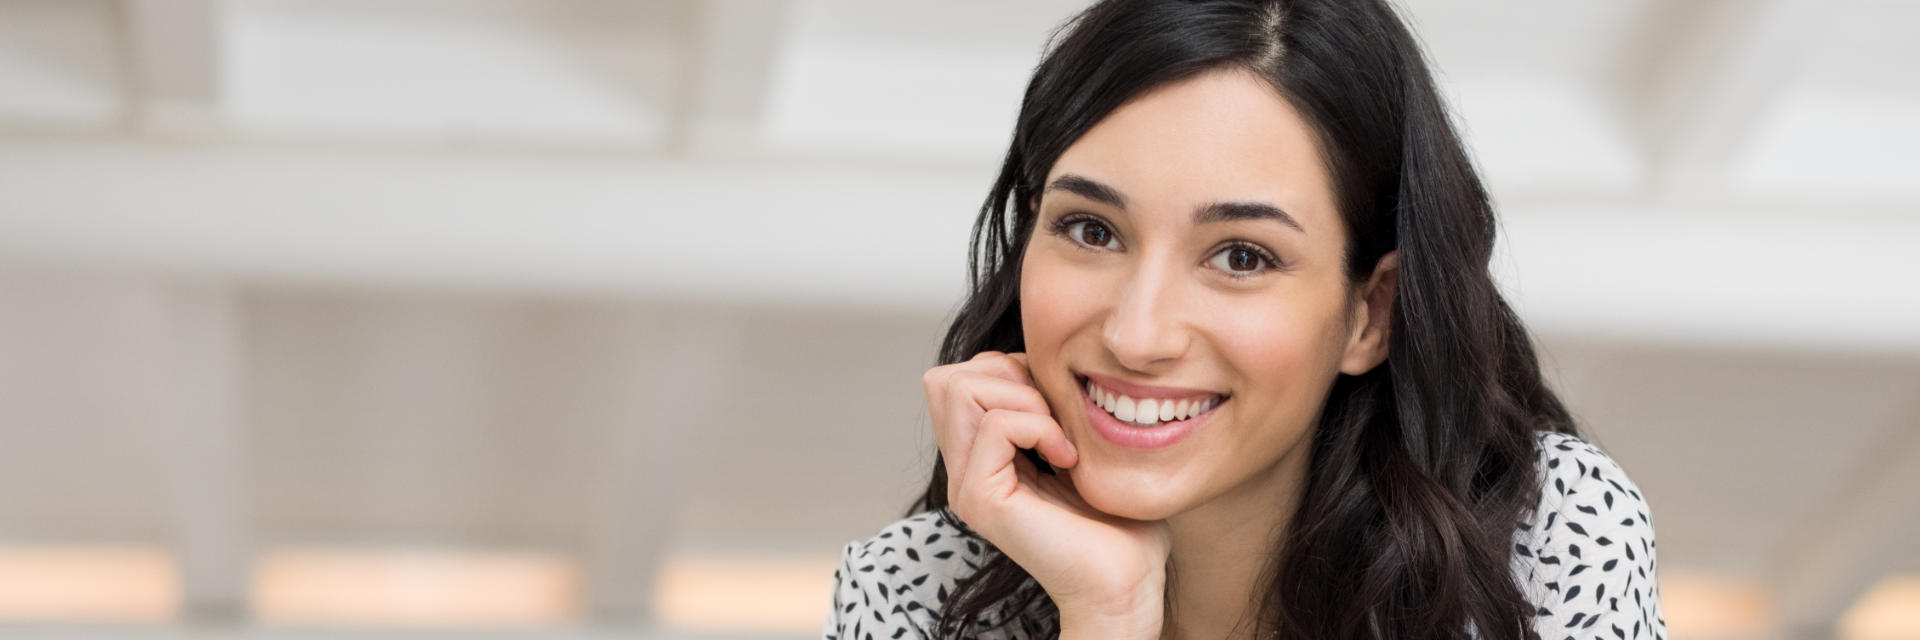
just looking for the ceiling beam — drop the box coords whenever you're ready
[0,140,1912,353]
[675,0,796,155]
[1615,0,1825,197]
[119,0,223,134]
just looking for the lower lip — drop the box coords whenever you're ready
[1081,379,1220,450]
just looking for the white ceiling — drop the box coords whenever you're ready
[0,0,1914,354]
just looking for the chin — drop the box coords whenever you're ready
[1070,463,1190,521]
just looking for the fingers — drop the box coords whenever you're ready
[923,353,1038,427]
[927,359,1049,467]
[951,371,1050,414]
[967,351,1035,386]
[926,351,1052,514]
[956,409,1078,516]
[998,408,1079,469]
[934,375,1049,501]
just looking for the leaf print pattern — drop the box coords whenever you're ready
[825,431,1667,639]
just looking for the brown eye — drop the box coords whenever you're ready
[1227,248,1258,271]
[1065,220,1120,250]
[1080,222,1110,246]
[1208,243,1276,276]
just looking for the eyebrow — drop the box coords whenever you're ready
[1044,173,1305,234]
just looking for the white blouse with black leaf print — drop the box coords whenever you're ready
[824,430,1667,640]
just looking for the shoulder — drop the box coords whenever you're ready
[1524,431,1653,542]
[1514,430,1669,639]
[842,508,992,586]
[826,508,1011,639]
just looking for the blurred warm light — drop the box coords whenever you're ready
[1660,570,1774,639]
[253,546,579,628]
[1842,575,1920,640]
[0,543,177,622]
[654,552,839,633]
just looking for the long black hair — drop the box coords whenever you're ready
[909,0,1578,638]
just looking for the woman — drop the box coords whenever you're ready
[825,0,1666,638]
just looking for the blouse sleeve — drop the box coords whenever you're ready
[1522,433,1670,640]
[823,538,934,640]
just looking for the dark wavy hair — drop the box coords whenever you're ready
[907,0,1580,638]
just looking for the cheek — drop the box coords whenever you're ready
[1019,252,1121,419]
[1018,252,1108,349]
[1205,293,1346,397]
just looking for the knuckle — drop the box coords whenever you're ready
[921,365,949,392]
[946,371,987,397]
[1016,385,1048,408]
[971,352,1022,377]
[978,408,1014,432]
[980,353,1015,373]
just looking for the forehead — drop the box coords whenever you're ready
[1044,68,1338,236]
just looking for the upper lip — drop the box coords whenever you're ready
[1077,371,1226,400]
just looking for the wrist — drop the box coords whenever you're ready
[1058,609,1163,640]
[1055,579,1164,640]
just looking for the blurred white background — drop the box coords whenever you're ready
[0,0,1916,639]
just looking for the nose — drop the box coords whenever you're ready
[1101,259,1191,372]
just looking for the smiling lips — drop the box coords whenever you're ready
[1081,375,1224,428]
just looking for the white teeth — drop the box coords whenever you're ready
[1084,378,1222,427]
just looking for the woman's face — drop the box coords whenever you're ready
[1019,67,1395,522]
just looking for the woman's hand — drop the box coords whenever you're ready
[923,351,1171,637]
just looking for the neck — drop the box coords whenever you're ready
[1158,441,1312,640]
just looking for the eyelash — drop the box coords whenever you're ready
[1045,213,1285,279]
[1047,213,1120,251]
[1212,241,1283,279]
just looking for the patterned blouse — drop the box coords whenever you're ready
[823,431,1668,640]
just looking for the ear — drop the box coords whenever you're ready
[1339,250,1400,375]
